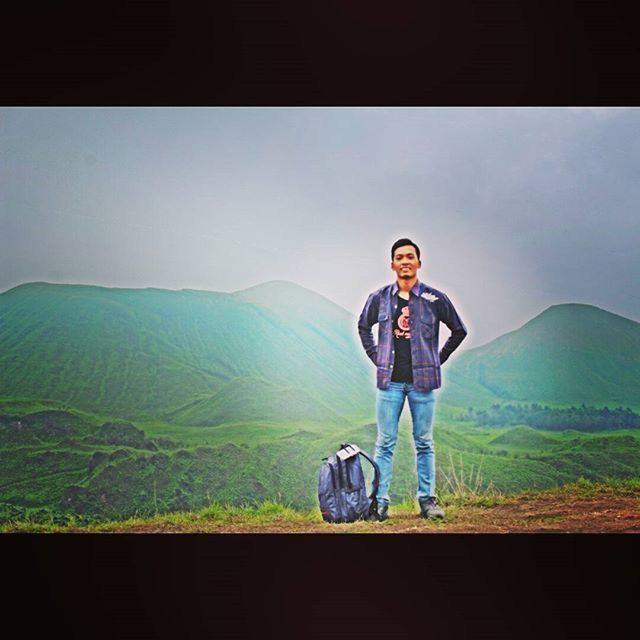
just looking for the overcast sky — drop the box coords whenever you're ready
[2,107,639,348]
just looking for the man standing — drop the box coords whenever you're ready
[358,238,468,521]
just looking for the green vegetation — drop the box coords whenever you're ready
[0,498,322,533]
[3,404,640,526]
[463,403,640,431]
[4,477,639,533]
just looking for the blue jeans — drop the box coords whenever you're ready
[374,381,437,506]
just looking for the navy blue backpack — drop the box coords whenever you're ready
[318,443,381,523]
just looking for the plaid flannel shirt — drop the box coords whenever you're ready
[357,280,468,392]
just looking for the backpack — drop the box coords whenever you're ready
[318,443,381,523]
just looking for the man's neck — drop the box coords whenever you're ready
[396,276,418,293]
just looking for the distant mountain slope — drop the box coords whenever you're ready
[234,280,350,326]
[444,303,640,407]
[3,284,639,421]
[0,281,374,424]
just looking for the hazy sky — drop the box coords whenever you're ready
[2,107,639,348]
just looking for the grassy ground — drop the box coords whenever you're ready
[4,478,639,534]
[4,401,640,522]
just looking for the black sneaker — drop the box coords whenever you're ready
[419,496,445,519]
[377,504,389,522]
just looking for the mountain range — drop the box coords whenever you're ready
[1,281,639,424]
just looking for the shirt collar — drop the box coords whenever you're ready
[391,279,422,297]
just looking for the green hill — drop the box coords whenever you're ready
[444,303,640,408]
[0,281,374,425]
[489,426,561,449]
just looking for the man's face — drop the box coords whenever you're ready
[391,244,421,280]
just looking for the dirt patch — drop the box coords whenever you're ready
[479,492,640,533]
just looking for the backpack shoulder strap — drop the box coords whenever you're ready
[335,443,380,499]
[357,449,380,500]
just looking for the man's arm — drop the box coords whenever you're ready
[437,292,468,365]
[357,292,380,366]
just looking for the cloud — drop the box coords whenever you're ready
[2,107,639,348]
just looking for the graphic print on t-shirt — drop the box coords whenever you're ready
[394,305,410,339]
[391,297,412,383]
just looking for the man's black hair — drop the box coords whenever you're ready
[391,238,421,261]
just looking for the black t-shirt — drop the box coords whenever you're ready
[391,296,413,383]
